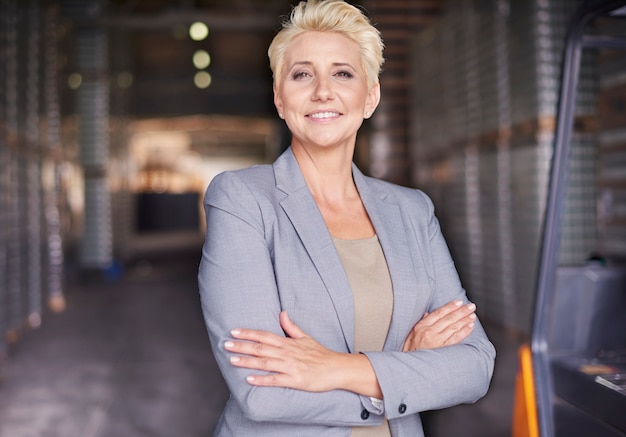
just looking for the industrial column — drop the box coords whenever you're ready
[62,0,113,272]
[365,0,440,186]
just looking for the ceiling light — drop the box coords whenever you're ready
[189,22,209,41]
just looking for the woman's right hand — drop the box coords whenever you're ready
[402,300,477,352]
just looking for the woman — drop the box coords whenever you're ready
[198,1,496,436]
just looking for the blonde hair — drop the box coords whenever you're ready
[268,0,384,88]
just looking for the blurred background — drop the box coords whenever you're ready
[0,0,625,436]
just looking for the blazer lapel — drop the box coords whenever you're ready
[273,149,426,353]
[274,150,356,352]
[353,168,423,350]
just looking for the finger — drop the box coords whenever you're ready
[229,349,324,391]
[230,327,284,347]
[403,299,478,351]
[229,355,304,387]
[245,372,298,388]
[279,311,307,339]
[436,311,476,339]
[443,321,476,346]
[436,310,476,335]
[225,337,282,360]
[243,367,330,392]
[423,300,464,324]
[428,302,476,331]
[229,353,288,374]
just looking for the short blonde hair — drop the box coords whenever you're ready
[268,0,384,88]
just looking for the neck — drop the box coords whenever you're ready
[291,142,357,203]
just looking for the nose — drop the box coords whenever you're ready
[313,76,334,101]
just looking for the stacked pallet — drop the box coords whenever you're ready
[0,0,67,359]
[596,30,626,257]
[410,0,589,333]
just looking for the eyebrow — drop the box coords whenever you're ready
[289,61,356,70]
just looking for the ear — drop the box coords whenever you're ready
[364,82,381,119]
[273,82,284,117]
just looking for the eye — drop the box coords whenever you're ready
[291,71,311,80]
[335,70,354,79]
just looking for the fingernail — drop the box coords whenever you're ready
[454,300,463,306]
[468,322,475,329]
[467,303,476,311]
[231,329,241,336]
[224,341,234,349]
[230,356,240,363]
[469,313,477,320]
[246,376,255,382]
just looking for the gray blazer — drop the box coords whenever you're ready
[198,147,495,436]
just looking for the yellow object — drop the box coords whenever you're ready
[512,344,540,437]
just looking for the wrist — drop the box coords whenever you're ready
[333,352,382,398]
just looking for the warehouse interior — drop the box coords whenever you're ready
[1,0,625,435]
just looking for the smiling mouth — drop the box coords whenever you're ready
[308,111,341,119]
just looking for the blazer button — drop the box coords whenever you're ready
[398,403,407,414]
[360,409,370,420]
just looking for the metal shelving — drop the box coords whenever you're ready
[410,0,583,331]
[0,0,68,357]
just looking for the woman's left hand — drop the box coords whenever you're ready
[225,311,345,392]
[402,300,477,352]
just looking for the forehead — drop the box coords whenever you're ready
[284,31,362,65]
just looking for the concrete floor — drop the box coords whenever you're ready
[0,248,524,437]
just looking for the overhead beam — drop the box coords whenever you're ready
[86,11,280,31]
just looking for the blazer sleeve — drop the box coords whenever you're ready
[362,190,496,420]
[197,171,383,427]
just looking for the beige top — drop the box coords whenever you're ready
[333,235,393,437]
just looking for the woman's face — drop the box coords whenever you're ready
[274,31,380,153]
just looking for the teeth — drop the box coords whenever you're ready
[309,112,339,119]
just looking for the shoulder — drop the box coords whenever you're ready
[208,164,273,190]
[361,173,435,213]
[203,165,282,224]
[206,164,275,201]
[203,164,281,232]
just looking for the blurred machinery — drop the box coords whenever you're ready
[513,1,626,436]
